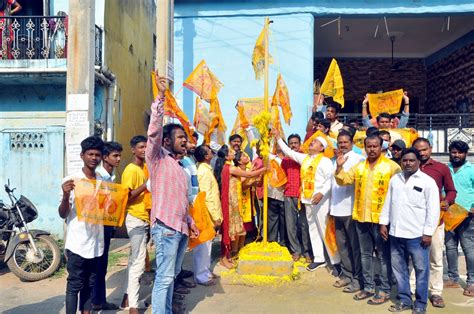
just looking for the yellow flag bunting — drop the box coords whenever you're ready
[320,58,345,108]
[367,89,404,118]
[252,22,273,80]
[271,73,292,125]
[183,60,223,102]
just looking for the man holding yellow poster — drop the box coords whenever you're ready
[59,136,106,314]
[362,90,410,129]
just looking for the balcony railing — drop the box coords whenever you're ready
[338,113,474,154]
[0,16,103,66]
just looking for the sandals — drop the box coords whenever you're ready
[388,303,412,312]
[367,292,390,305]
[429,294,445,308]
[333,278,351,288]
[463,285,474,297]
[343,283,361,293]
[353,290,374,301]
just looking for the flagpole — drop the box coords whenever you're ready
[262,17,270,244]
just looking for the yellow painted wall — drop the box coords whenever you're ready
[104,0,155,170]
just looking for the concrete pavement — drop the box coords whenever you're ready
[1,239,473,313]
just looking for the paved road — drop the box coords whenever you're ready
[1,240,473,313]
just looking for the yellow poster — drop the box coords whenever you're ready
[368,89,404,118]
[444,204,469,231]
[193,97,211,135]
[74,179,128,227]
[231,97,284,149]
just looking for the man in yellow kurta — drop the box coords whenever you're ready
[194,144,223,285]
[335,134,401,305]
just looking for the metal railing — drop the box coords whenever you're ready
[0,16,103,66]
[0,16,67,60]
[338,113,474,154]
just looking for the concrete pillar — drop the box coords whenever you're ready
[156,0,174,90]
[65,0,96,175]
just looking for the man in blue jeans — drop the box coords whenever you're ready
[146,71,199,314]
[380,148,440,314]
[445,140,474,297]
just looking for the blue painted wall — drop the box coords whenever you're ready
[0,126,65,237]
[174,14,314,138]
[174,0,474,138]
[0,85,65,112]
[175,0,474,16]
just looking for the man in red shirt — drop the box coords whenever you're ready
[413,137,457,309]
[281,134,312,262]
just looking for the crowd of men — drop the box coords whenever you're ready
[59,73,473,314]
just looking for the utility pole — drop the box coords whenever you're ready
[65,0,96,175]
[156,0,174,90]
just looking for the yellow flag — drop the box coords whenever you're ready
[320,58,345,108]
[271,73,292,125]
[367,89,404,118]
[205,89,227,145]
[164,88,196,144]
[193,97,211,135]
[74,179,129,227]
[252,22,273,80]
[183,60,223,101]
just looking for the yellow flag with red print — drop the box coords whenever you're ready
[252,22,273,80]
[183,60,223,102]
[320,58,345,108]
[74,179,128,227]
[271,73,292,125]
[367,89,404,118]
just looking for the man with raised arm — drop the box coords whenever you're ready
[146,71,199,314]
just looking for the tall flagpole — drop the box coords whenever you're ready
[262,17,270,244]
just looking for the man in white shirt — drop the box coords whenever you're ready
[92,141,122,311]
[331,131,365,292]
[59,136,105,314]
[275,130,339,272]
[380,148,440,314]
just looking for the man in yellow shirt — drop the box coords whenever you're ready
[120,135,150,314]
[335,134,401,305]
[194,144,222,285]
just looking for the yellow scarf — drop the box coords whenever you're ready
[353,156,392,223]
[300,153,323,200]
[236,179,254,223]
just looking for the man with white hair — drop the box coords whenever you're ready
[273,130,338,272]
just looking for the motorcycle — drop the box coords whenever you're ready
[0,180,61,281]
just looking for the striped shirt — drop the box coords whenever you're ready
[146,97,190,235]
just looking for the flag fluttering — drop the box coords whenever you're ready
[164,88,196,144]
[320,58,345,108]
[204,88,227,145]
[271,73,292,124]
[252,23,273,80]
[151,72,195,143]
[183,60,223,102]
[193,97,211,135]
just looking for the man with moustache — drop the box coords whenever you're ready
[147,71,199,314]
[331,131,365,293]
[445,140,474,297]
[280,134,312,263]
[380,148,440,314]
[412,137,457,308]
[335,135,401,305]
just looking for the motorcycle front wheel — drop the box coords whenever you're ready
[7,234,61,281]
